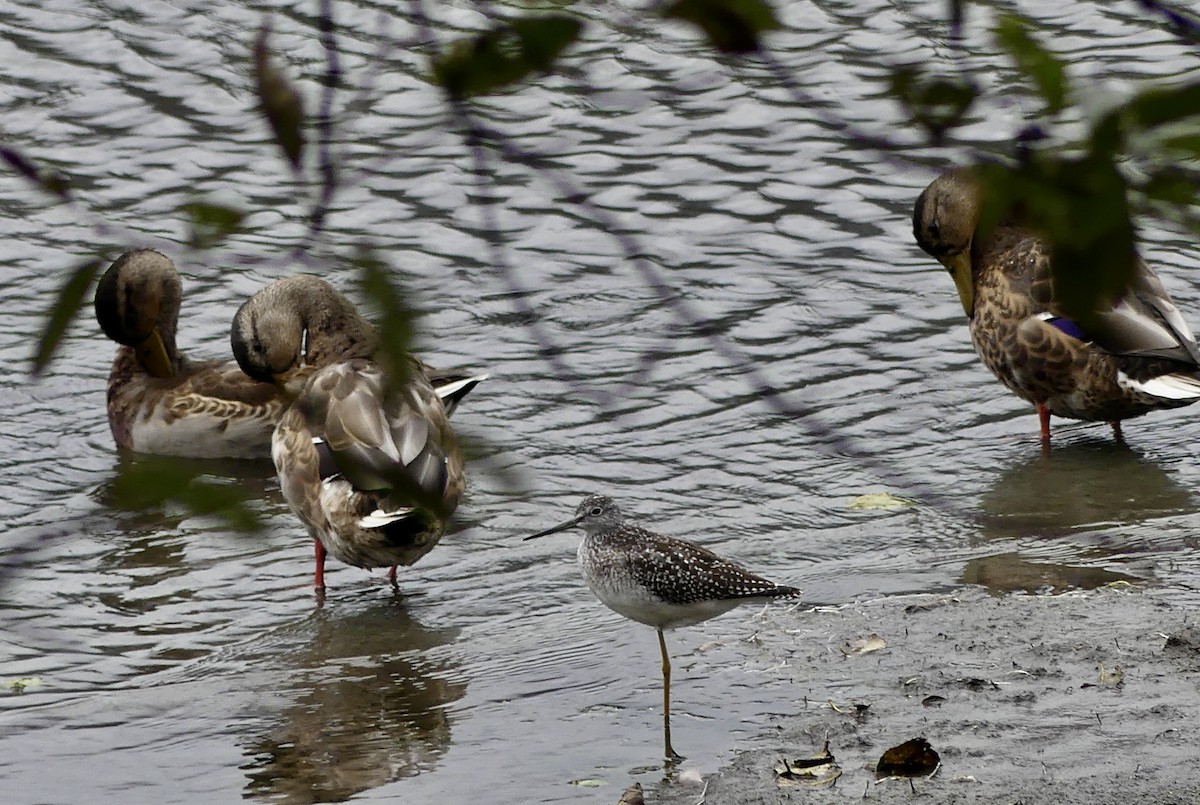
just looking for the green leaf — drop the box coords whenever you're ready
[253,21,306,171]
[1123,81,1200,130]
[1141,167,1199,207]
[994,13,1069,115]
[981,156,1136,324]
[32,258,104,377]
[353,248,418,387]
[0,146,71,200]
[661,0,780,54]
[888,67,977,144]
[181,201,245,249]
[109,456,263,532]
[432,15,582,99]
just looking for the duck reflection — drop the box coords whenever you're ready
[961,552,1143,595]
[241,601,466,803]
[977,440,1193,541]
[89,453,282,590]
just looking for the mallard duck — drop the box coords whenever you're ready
[95,249,285,459]
[913,167,1200,441]
[231,276,480,588]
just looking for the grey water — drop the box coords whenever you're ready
[2,0,1200,802]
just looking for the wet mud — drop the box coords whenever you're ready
[651,586,1200,804]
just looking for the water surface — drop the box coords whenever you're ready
[2,1,1200,802]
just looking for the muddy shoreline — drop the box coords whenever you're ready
[648,586,1200,804]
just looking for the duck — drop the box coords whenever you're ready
[95,249,285,459]
[912,167,1200,442]
[230,275,482,589]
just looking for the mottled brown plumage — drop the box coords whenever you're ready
[95,249,284,459]
[232,276,480,589]
[913,168,1200,441]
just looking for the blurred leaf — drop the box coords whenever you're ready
[1123,81,1200,130]
[979,156,1136,324]
[994,13,1069,115]
[32,258,104,377]
[353,248,417,386]
[1141,167,1199,207]
[889,67,977,144]
[1158,131,1200,159]
[661,0,780,54]
[432,15,582,99]
[0,146,71,200]
[181,201,245,249]
[253,21,306,171]
[110,456,263,532]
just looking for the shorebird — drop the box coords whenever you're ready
[524,493,801,760]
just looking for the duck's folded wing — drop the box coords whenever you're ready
[319,364,449,501]
[1036,254,1200,365]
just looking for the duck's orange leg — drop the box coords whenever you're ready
[1110,420,1123,439]
[313,538,327,589]
[387,565,398,588]
[1037,403,1052,443]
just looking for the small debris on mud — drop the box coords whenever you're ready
[616,782,644,805]
[775,739,841,789]
[839,634,886,656]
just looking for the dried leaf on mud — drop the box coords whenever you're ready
[875,737,940,779]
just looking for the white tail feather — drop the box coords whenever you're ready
[358,507,414,529]
[1117,371,1200,401]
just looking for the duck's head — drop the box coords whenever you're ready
[913,168,984,319]
[94,249,182,378]
[231,275,379,394]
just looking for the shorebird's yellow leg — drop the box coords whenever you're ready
[658,628,683,762]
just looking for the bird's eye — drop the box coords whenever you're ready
[590,506,603,516]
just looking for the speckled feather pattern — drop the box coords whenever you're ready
[971,230,1199,421]
[538,495,801,630]
[273,358,464,571]
[914,170,1200,426]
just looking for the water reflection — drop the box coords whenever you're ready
[961,552,1144,595]
[240,602,466,804]
[977,441,1193,540]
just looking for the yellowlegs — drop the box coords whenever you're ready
[95,249,284,458]
[231,276,482,590]
[524,494,801,760]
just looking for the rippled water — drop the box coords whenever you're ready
[3,1,1200,802]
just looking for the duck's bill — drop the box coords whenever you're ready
[943,251,975,319]
[523,516,582,541]
[135,328,174,379]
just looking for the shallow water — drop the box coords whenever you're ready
[2,1,1200,802]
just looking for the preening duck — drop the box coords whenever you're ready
[95,249,284,459]
[231,275,483,589]
[913,167,1200,442]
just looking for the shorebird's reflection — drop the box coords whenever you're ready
[241,601,466,803]
[978,440,1192,541]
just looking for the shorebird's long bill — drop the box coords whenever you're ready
[522,516,582,541]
